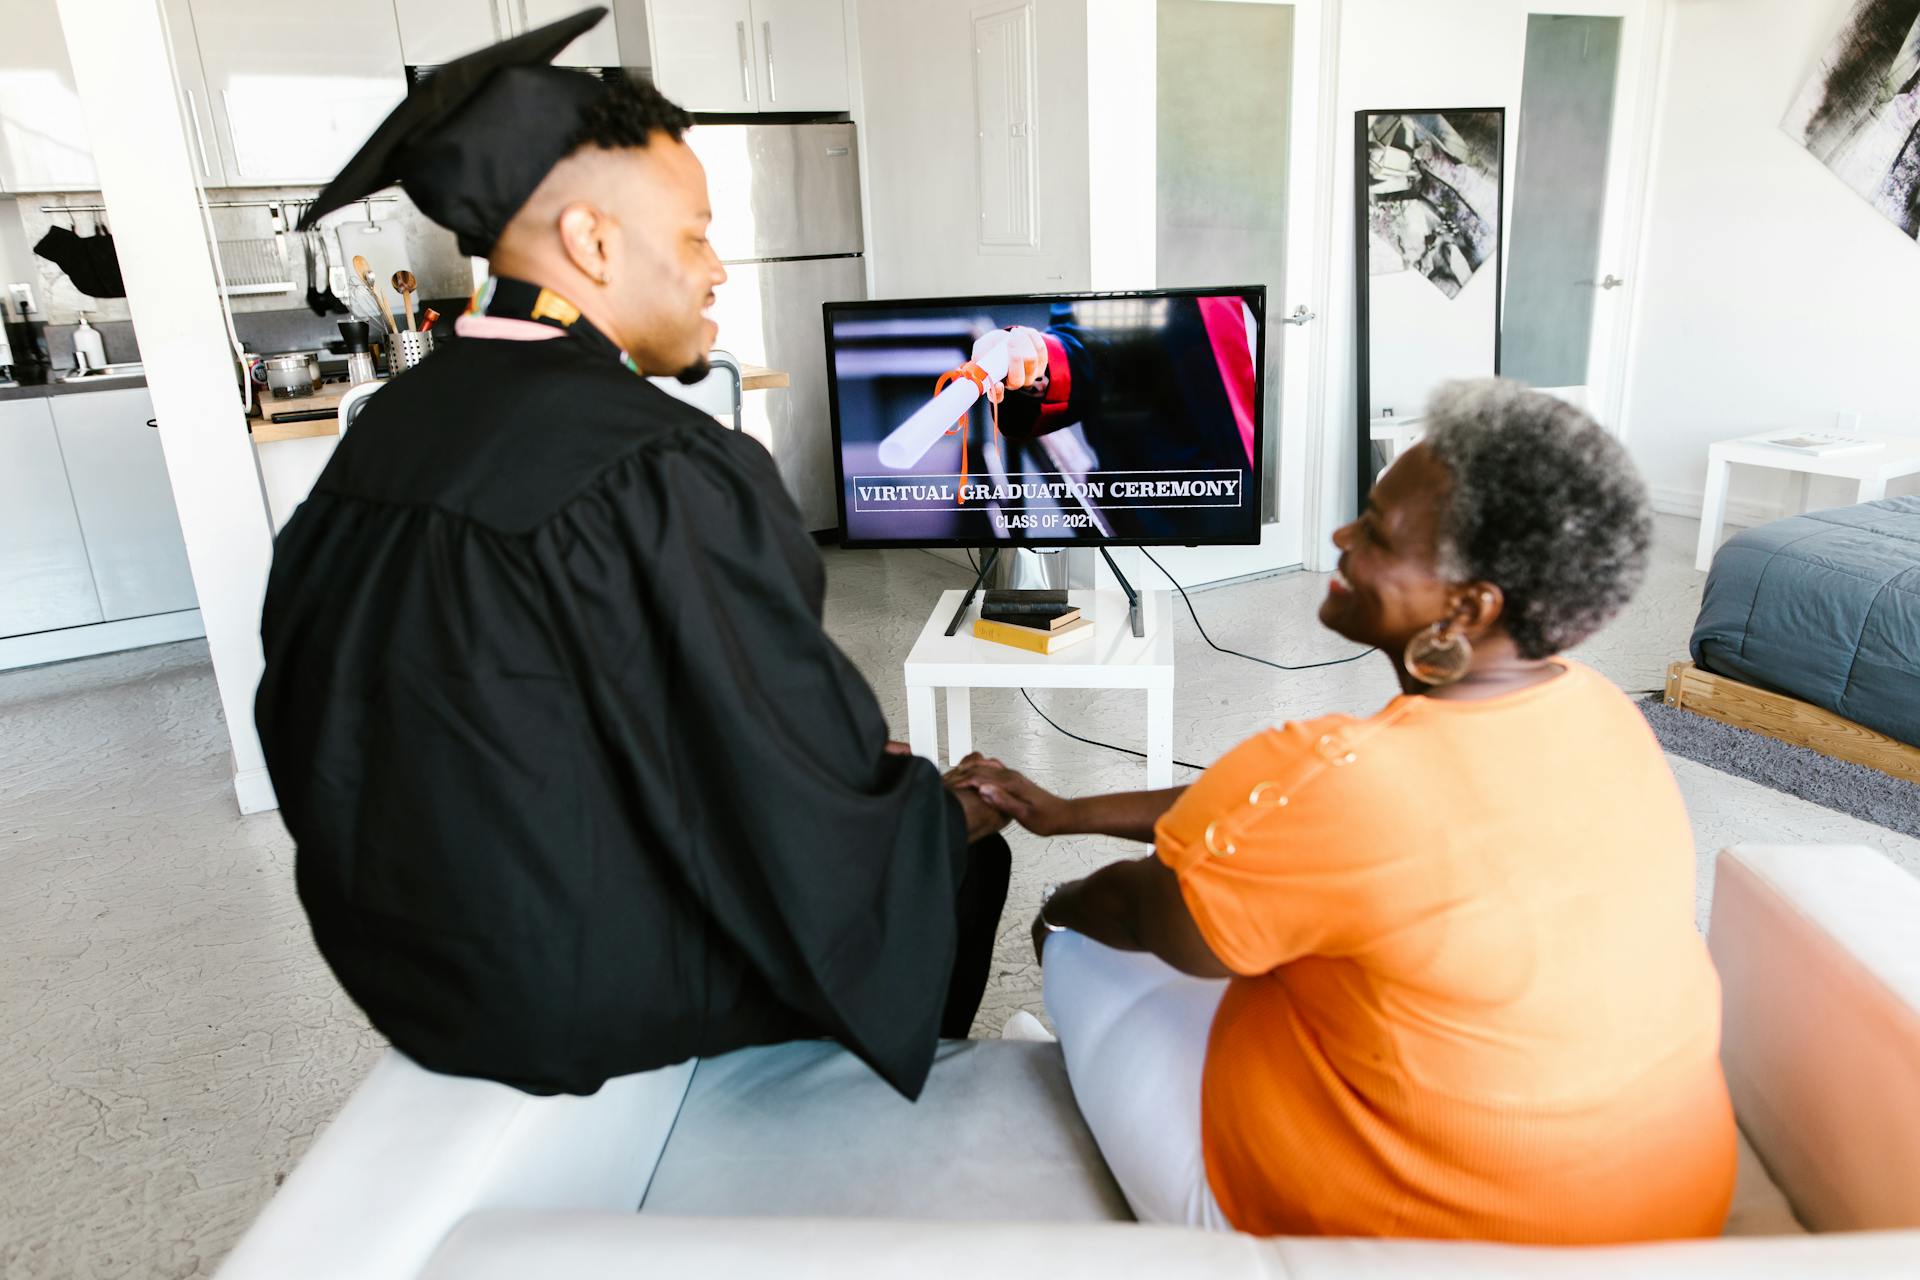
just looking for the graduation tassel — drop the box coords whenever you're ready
[933,364,1002,505]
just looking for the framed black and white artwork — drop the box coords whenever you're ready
[1355,108,1506,507]
[1783,0,1920,241]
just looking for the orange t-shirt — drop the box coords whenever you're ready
[1157,661,1736,1241]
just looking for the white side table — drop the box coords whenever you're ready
[1370,416,1426,468]
[1695,433,1920,572]
[903,589,1176,787]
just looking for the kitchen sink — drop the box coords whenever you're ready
[59,362,145,383]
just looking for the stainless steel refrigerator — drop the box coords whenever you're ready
[685,121,867,533]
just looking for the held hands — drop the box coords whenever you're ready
[941,757,1013,843]
[945,754,1075,837]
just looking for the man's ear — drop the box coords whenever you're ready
[1447,581,1505,639]
[555,202,610,283]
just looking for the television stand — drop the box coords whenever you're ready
[906,586,1176,786]
[1100,547,1145,639]
[942,545,1144,638]
[943,547,1001,636]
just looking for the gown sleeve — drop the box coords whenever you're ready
[540,419,971,1099]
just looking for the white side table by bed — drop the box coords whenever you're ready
[1695,433,1920,572]
[903,589,1176,787]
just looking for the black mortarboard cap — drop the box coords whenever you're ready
[297,7,612,256]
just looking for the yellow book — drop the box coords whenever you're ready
[973,615,1096,654]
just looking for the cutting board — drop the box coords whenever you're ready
[333,216,470,329]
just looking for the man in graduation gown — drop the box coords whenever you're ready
[255,8,1011,1100]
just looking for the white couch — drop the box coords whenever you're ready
[214,845,1920,1277]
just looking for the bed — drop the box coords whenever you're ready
[1678,496,1920,779]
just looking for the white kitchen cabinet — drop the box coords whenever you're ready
[522,0,623,67]
[190,0,408,187]
[748,0,848,112]
[0,1,227,191]
[0,2,100,191]
[394,0,626,69]
[650,0,761,112]
[50,388,198,622]
[163,0,230,188]
[648,0,760,112]
[0,398,103,637]
[392,0,503,65]
[650,0,847,114]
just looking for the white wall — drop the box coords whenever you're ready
[1085,0,1154,290]
[855,0,1091,298]
[1622,0,1920,523]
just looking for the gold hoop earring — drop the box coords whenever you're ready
[1404,622,1472,687]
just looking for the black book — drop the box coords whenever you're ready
[982,589,1070,615]
[980,605,1082,632]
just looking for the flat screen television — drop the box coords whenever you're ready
[825,286,1266,548]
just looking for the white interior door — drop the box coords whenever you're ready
[1087,0,1326,587]
[1500,0,1658,432]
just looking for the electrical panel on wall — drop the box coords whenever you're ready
[973,0,1040,253]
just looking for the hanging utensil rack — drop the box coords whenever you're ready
[37,195,399,216]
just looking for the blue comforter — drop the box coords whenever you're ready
[1691,497,1920,748]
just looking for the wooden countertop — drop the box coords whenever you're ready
[740,363,788,390]
[250,364,790,444]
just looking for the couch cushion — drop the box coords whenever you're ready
[640,1039,1130,1221]
[1724,1128,1803,1236]
[1710,845,1920,1231]
[427,1213,1920,1280]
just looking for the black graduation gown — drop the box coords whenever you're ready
[255,330,970,1098]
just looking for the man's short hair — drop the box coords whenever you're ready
[566,76,693,153]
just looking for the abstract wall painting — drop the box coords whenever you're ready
[1363,111,1504,299]
[1784,0,1920,241]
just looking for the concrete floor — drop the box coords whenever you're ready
[4,514,1916,1278]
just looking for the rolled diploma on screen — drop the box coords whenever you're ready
[876,330,1010,471]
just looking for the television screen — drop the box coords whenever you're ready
[825,287,1265,548]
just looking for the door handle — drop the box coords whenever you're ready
[1283,305,1316,326]
[1600,274,1626,290]
[736,21,752,104]
[184,90,211,179]
[764,21,776,104]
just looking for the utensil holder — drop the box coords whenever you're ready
[390,329,435,375]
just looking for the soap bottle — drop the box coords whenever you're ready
[72,312,106,375]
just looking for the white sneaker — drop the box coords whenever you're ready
[1000,1010,1056,1042]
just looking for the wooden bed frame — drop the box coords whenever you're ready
[1664,661,1920,786]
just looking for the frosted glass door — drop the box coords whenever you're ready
[1504,15,1625,411]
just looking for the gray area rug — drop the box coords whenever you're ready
[1639,699,1920,841]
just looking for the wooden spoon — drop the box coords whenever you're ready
[391,269,418,332]
[353,253,399,336]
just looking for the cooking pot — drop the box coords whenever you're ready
[252,351,322,399]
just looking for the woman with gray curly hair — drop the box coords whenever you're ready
[952,379,1735,1243]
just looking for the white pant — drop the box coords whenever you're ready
[1042,931,1233,1230]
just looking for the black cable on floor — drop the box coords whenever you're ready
[991,550,1370,770]
[1019,689,1207,774]
[1139,548,1378,673]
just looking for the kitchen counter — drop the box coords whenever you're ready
[1,362,789,422]
[247,364,793,444]
[0,376,150,402]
